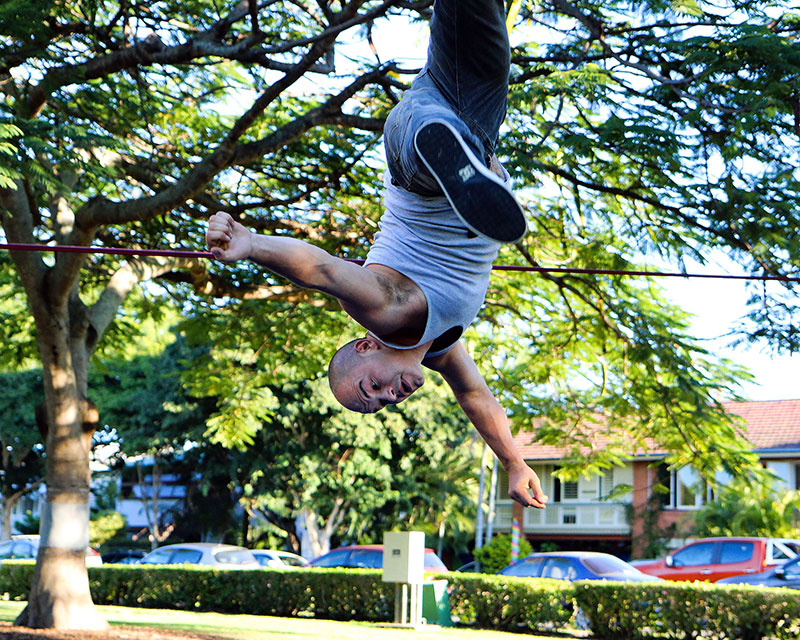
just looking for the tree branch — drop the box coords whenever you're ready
[0,181,48,309]
[86,256,207,351]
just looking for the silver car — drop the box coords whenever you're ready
[139,542,259,569]
[0,534,103,566]
[251,549,309,569]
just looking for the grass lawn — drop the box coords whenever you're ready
[0,601,580,640]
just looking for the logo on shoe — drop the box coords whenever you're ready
[458,165,476,182]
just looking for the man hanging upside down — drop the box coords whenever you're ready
[205,0,547,509]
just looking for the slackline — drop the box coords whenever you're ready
[1,242,798,283]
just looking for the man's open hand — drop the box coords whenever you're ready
[205,212,253,263]
[507,462,548,509]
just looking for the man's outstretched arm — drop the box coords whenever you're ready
[205,212,389,316]
[425,342,548,509]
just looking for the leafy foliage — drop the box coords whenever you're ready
[473,533,533,574]
[692,475,800,539]
[89,511,127,548]
[575,580,800,640]
[2,1,799,620]
[0,369,45,508]
[1,0,783,483]
[447,573,574,631]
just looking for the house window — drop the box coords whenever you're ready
[598,470,614,499]
[552,467,578,502]
[653,463,671,507]
[667,466,708,509]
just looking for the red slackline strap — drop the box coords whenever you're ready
[1,242,798,283]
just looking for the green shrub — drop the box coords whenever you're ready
[473,533,533,574]
[446,572,574,632]
[0,561,33,599]
[573,580,800,640]
[89,511,127,548]
[4,561,800,639]
[91,566,395,620]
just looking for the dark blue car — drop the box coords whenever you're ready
[717,553,800,589]
[499,551,663,582]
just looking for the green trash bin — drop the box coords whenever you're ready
[422,579,453,626]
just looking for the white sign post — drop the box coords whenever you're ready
[382,531,425,626]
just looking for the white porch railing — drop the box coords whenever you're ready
[493,502,630,535]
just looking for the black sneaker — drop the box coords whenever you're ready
[413,119,527,244]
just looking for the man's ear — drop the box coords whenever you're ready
[353,335,381,354]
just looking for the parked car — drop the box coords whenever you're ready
[499,551,661,582]
[0,534,103,566]
[717,553,800,589]
[101,548,146,564]
[251,549,309,569]
[308,544,448,572]
[139,543,260,569]
[632,537,800,582]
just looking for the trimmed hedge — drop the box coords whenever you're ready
[0,562,394,621]
[0,562,575,630]
[573,580,800,640]
[446,573,574,632]
[3,561,800,639]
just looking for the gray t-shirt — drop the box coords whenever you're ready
[364,173,502,358]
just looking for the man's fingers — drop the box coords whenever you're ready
[509,489,545,509]
[509,479,549,509]
[205,214,232,256]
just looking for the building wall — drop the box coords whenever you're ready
[495,462,634,556]
[494,454,800,560]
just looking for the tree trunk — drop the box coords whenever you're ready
[1,493,21,541]
[14,311,106,630]
[300,501,345,559]
[137,459,164,550]
[15,541,105,629]
[2,178,190,629]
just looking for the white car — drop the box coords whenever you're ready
[139,542,260,569]
[0,534,103,566]
[251,549,308,569]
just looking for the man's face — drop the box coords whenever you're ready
[337,342,426,414]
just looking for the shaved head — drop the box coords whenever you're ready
[328,339,361,409]
[327,336,426,413]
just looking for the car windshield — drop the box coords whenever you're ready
[349,549,382,568]
[171,549,203,564]
[582,555,638,576]
[500,558,542,577]
[424,553,447,570]
[143,549,173,564]
[310,550,349,567]
[215,549,256,564]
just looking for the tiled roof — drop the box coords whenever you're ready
[728,399,800,450]
[513,399,800,461]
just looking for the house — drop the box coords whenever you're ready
[491,399,800,559]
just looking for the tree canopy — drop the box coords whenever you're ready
[1,0,799,628]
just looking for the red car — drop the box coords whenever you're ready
[633,537,800,582]
[308,544,448,572]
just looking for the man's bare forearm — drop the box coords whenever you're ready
[247,233,342,293]
[206,212,389,321]
[458,391,547,508]
[458,391,526,470]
